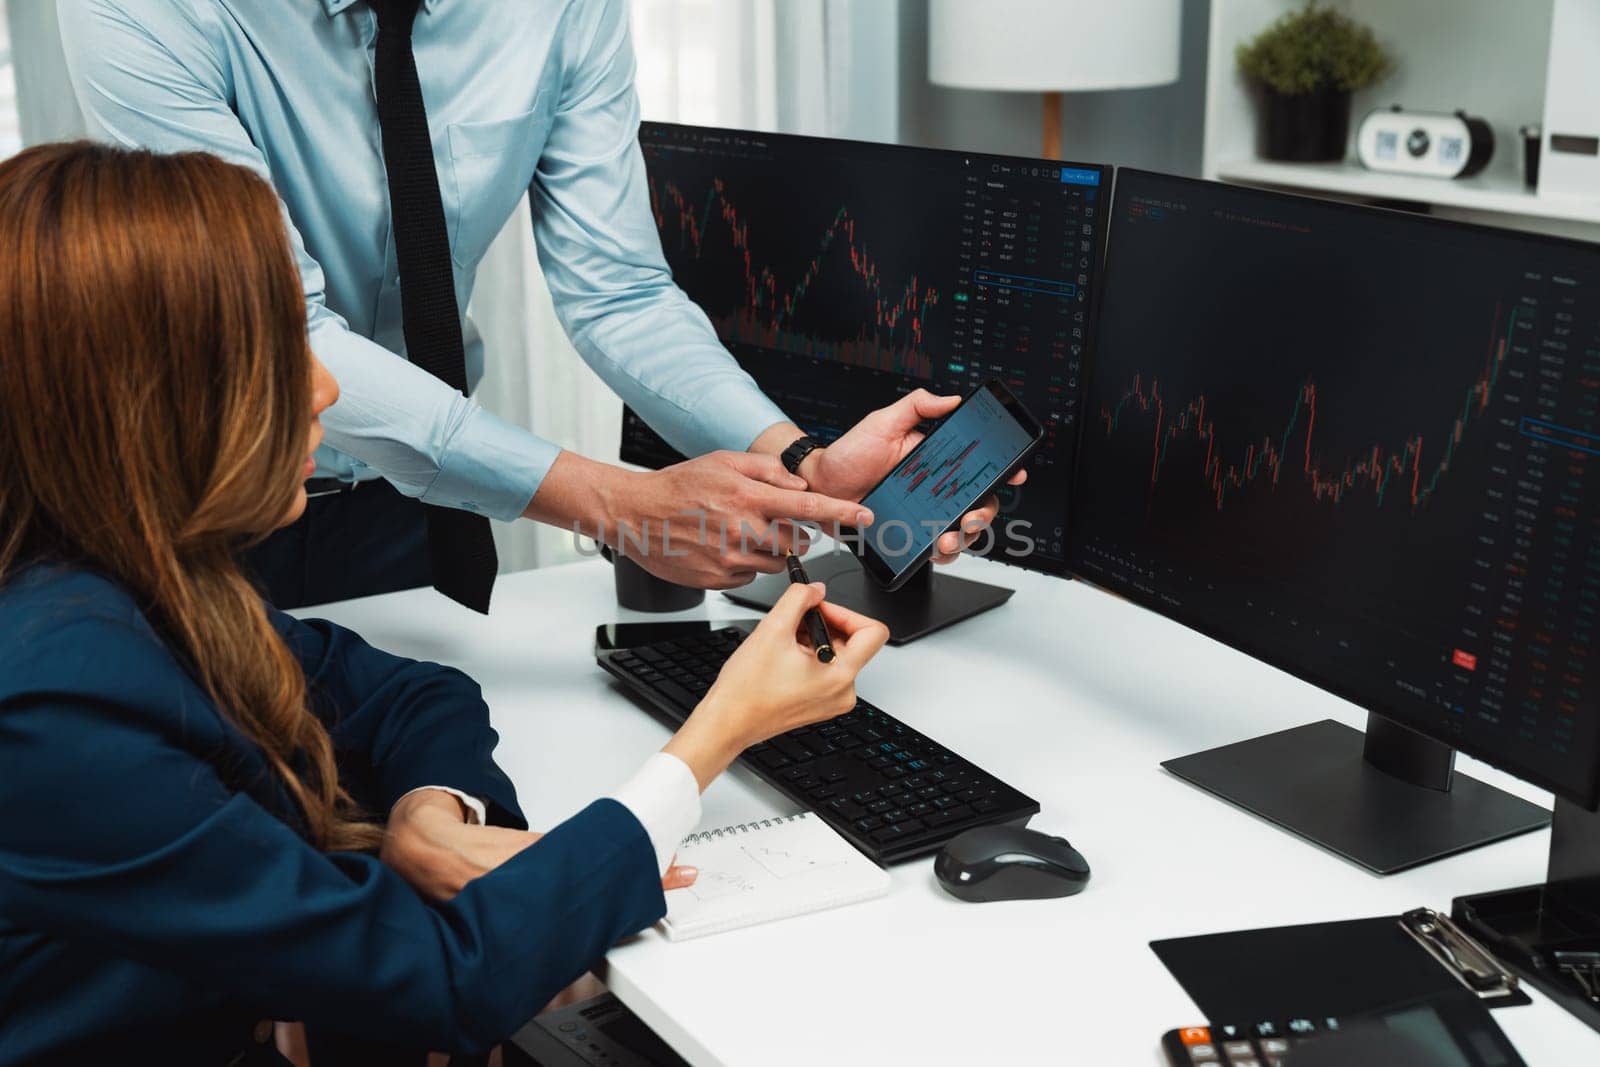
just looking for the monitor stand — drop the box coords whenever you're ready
[720,551,1014,645]
[1162,715,1551,875]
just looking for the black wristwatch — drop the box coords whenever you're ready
[780,434,823,475]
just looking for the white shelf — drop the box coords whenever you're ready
[1214,157,1600,225]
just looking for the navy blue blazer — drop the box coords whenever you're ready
[0,565,665,1064]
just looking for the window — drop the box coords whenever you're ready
[0,2,18,158]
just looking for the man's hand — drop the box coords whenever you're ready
[799,390,1027,564]
[597,451,870,589]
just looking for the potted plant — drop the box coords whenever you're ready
[1236,1,1392,162]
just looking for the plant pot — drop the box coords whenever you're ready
[1258,88,1352,162]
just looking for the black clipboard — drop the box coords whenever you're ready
[1150,915,1530,1024]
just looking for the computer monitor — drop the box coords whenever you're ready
[1071,169,1598,872]
[626,122,1110,641]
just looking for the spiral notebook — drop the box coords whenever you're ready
[661,812,891,941]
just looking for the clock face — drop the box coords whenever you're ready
[1406,128,1431,158]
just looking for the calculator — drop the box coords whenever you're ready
[1161,1020,1326,1067]
[1162,996,1526,1067]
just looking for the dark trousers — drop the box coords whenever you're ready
[242,479,433,610]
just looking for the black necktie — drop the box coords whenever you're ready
[371,0,497,613]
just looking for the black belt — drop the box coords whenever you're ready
[303,477,364,499]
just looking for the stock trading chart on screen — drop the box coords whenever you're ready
[1072,171,1600,800]
[627,123,1106,570]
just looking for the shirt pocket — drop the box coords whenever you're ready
[445,101,547,270]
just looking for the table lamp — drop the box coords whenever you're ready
[928,0,1182,159]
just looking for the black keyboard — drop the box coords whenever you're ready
[596,621,1039,863]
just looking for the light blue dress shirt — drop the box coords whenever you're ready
[58,0,787,522]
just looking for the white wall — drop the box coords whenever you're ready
[895,0,1214,174]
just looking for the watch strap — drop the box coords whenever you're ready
[780,435,823,475]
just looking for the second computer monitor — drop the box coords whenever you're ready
[1072,169,1600,816]
[627,122,1110,576]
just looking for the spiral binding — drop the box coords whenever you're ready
[682,812,809,845]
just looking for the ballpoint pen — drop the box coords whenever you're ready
[784,553,835,663]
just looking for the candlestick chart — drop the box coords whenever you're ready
[650,176,939,377]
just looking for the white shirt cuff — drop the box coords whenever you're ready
[608,752,703,876]
[396,785,486,826]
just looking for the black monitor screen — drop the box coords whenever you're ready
[626,122,1110,575]
[1071,170,1600,806]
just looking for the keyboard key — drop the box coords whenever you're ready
[868,756,892,770]
[883,766,907,779]
[826,798,864,820]
[891,818,926,834]
[755,751,792,770]
[925,806,973,829]
[654,680,697,710]
[971,798,1001,813]
[867,800,893,815]
[851,790,879,805]
[853,817,882,833]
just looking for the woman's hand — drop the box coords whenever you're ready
[381,790,543,903]
[381,791,701,901]
[663,581,890,790]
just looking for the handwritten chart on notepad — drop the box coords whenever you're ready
[688,841,848,902]
[662,814,890,939]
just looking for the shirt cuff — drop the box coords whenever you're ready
[423,404,562,522]
[608,752,702,875]
[395,785,487,826]
[693,378,790,455]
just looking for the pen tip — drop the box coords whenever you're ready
[817,646,835,663]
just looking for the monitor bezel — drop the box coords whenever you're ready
[1066,166,1600,811]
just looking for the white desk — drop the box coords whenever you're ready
[308,554,1598,1066]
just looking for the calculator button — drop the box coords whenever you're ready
[1213,1025,1247,1042]
[1222,1041,1254,1058]
[1178,1028,1211,1047]
[1252,1021,1280,1039]
[1285,1018,1316,1035]
[1258,1038,1289,1054]
[1229,1060,1261,1067]
[1186,1044,1218,1061]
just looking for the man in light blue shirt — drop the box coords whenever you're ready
[59,0,1014,608]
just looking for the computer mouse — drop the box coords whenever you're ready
[933,825,1090,902]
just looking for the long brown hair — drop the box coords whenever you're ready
[0,142,380,852]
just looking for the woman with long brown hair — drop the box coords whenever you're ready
[0,142,887,1065]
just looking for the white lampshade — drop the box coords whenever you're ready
[929,0,1182,93]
